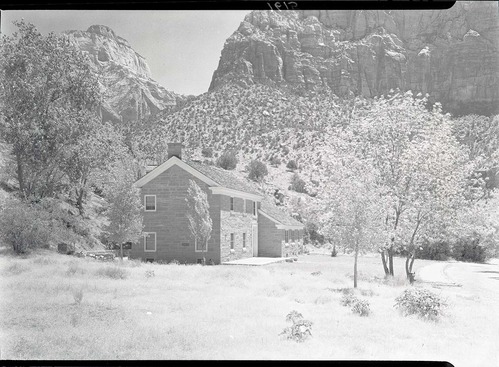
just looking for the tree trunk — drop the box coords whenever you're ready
[354,243,359,288]
[380,249,390,276]
[16,153,26,200]
[405,251,416,284]
[388,245,394,276]
[76,187,85,216]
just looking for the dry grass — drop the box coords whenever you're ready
[0,248,497,365]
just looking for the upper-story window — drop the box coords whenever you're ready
[242,233,246,248]
[144,195,156,211]
[230,197,234,211]
[253,201,257,216]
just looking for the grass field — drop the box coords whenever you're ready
[0,249,497,365]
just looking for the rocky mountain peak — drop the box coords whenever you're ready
[65,25,180,123]
[210,2,499,116]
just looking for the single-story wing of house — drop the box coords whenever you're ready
[130,143,305,264]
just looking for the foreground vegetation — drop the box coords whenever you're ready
[1,249,497,365]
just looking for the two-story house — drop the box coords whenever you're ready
[130,143,304,264]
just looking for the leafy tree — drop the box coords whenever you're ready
[63,122,127,215]
[349,92,471,279]
[0,20,101,201]
[103,158,143,260]
[185,179,212,265]
[216,150,238,170]
[247,160,268,182]
[317,151,388,288]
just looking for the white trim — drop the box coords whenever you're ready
[210,186,262,201]
[143,232,156,252]
[144,195,156,212]
[135,156,219,188]
[194,238,208,253]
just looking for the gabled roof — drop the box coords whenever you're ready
[187,161,261,196]
[134,156,262,199]
[259,199,304,228]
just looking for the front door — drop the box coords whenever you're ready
[252,224,258,257]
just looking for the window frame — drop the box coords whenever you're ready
[195,239,208,253]
[144,195,157,212]
[143,232,157,252]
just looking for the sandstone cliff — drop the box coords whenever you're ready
[210,2,499,115]
[65,25,181,123]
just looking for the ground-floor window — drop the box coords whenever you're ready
[242,233,246,248]
[230,233,235,249]
[144,232,156,252]
[284,230,289,243]
[195,239,207,252]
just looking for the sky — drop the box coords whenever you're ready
[1,10,250,96]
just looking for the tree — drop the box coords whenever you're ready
[103,158,143,260]
[217,150,238,170]
[316,141,388,288]
[349,92,471,279]
[247,160,268,182]
[0,20,101,201]
[63,122,126,215]
[185,179,212,265]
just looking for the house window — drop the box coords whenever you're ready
[290,230,294,242]
[242,233,246,248]
[230,233,235,250]
[195,239,207,252]
[144,195,156,211]
[230,197,234,211]
[243,200,247,214]
[144,232,156,252]
[253,201,257,216]
[284,230,289,243]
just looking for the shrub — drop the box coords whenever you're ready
[247,160,268,182]
[416,240,451,261]
[394,288,446,320]
[290,173,307,193]
[340,293,358,307]
[286,160,298,170]
[452,237,488,263]
[169,259,180,265]
[279,310,313,343]
[216,150,238,170]
[145,270,155,278]
[0,198,54,254]
[269,155,281,167]
[351,299,370,316]
[201,147,213,158]
[95,265,129,279]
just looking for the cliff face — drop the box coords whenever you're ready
[210,2,499,115]
[65,25,180,123]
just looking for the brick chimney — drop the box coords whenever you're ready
[168,143,183,160]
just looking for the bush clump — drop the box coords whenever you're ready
[201,147,213,158]
[394,288,446,320]
[416,240,451,261]
[286,160,298,170]
[340,293,358,307]
[247,160,268,182]
[216,150,238,170]
[351,299,371,316]
[452,238,488,263]
[289,173,307,193]
[279,310,313,343]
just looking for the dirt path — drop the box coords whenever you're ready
[417,259,499,302]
